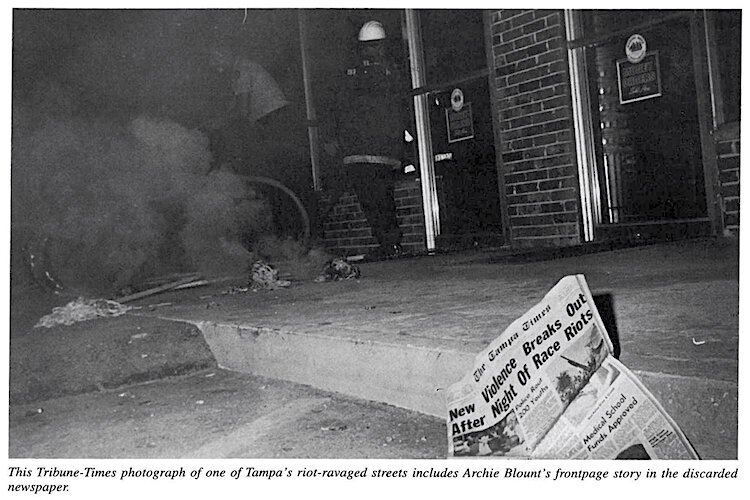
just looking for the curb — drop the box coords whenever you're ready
[189,318,737,459]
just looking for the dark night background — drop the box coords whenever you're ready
[11,9,323,295]
[13,9,305,127]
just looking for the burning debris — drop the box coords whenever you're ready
[220,255,362,292]
[34,297,133,329]
[314,258,361,282]
[250,261,291,290]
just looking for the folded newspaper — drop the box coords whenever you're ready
[445,275,698,459]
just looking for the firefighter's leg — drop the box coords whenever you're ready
[348,163,401,251]
[377,167,402,251]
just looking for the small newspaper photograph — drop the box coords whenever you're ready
[445,275,698,459]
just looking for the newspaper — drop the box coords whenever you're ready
[445,275,698,459]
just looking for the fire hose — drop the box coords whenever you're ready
[238,174,311,248]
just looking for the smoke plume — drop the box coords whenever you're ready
[12,111,269,296]
[11,10,320,298]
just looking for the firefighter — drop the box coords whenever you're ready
[330,20,408,258]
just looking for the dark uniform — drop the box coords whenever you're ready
[336,59,407,253]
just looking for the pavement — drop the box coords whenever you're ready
[9,369,446,459]
[8,237,739,459]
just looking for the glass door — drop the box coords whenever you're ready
[577,11,711,240]
[418,9,503,249]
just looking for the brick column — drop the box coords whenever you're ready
[489,10,582,248]
[716,124,740,235]
[320,178,427,256]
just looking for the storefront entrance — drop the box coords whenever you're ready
[308,9,504,254]
[420,10,504,249]
[571,11,713,241]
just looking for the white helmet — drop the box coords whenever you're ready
[358,21,386,42]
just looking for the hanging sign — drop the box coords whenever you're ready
[446,103,475,143]
[617,51,662,104]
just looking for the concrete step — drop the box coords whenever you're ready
[139,239,738,459]
[181,317,735,459]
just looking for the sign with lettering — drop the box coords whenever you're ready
[446,103,475,143]
[617,51,662,104]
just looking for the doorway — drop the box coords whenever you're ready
[580,11,711,240]
[308,9,504,253]
[418,10,503,249]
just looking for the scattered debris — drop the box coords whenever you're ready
[34,297,133,328]
[173,279,210,290]
[314,258,361,282]
[121,272,199,293]
[147,302,173,310]
[251,261,291,290]
[692,338,707,346]
[320,423,348,432]
[117,274,203,304]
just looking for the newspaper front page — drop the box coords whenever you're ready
[445,275,697,459]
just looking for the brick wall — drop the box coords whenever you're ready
[489,9,582,248]
[716,126,740,235]
[321,178,427,256]
[394,180,428,250]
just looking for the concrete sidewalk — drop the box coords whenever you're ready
[10,369,446,459]
[134,238,739,459]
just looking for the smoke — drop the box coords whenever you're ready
[11,10,319,297]
[12,111,270,295]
